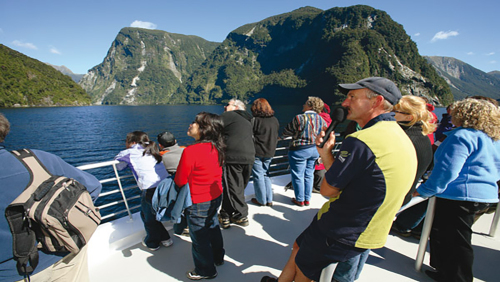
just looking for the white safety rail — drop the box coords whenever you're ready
[77,160,139,221]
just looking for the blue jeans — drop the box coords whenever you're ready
[141,188,171,248]
[251,157,273,205]
[333,249,370,282]
[288,146,319,202]
[185,196,225,276]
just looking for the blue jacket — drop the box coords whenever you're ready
[417,127,500,203]
[0,144,102,281]
[152,176,192,223]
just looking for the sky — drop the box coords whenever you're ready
[1,0,498,74]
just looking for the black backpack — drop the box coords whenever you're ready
[4,149,101,277]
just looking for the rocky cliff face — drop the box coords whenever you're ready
[79,28,219,105]
[182,5,452,106]
[425,56,500,100]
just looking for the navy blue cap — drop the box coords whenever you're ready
[338,77,402,105]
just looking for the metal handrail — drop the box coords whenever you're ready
[77,160,135,221]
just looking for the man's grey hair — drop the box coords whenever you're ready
[0,113,10,143]
[365,89,393,112]
[230,99,246,111]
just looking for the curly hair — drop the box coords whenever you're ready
[251,98,274,117]
[306,96,324,114]
[394,95,437,135]
[451,98,500,141]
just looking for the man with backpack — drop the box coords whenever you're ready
[0,113,102,281]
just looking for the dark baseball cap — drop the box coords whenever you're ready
[157,131,176,147]
[338,77,402,105]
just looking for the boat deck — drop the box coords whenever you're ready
[88,175,500,281]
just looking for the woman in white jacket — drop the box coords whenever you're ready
[115,131,172,251]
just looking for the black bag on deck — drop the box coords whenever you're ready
[4,149,101,277]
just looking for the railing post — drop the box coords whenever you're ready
[112,163,133,220]
[489,207,500,237]
[319,263,337,282]
[415,196,436,272]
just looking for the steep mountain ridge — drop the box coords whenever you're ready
[181,5,452,106]
[79,27,219,105]
[425,56,500,100]
[0,44,92,107]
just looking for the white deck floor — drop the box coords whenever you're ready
[88,175,500,281]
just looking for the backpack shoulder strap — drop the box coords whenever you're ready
[6,149,46,277]
[10,149,53,204]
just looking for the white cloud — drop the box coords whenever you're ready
[486,52,495,56]
[12,40,38,50]
[414,33,420,37]
[130,20,157,30]
[50,46,61,55]
[490,60,497,64]
[431,30,459,42]
[467,52,474,55]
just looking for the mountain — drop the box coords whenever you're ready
[0,44,92,107]
[48,64,85,83]
[425,56,500,101]
[489,71,500,80]
[79,27,220,105]
[179,5,453,106]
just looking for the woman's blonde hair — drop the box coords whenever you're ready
[394,95,437,135]
[451,98,500,141]
[306,96,325,114]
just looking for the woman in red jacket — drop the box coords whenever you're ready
[174,112,226,280]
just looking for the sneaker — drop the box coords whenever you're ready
[312,188,321,193]
[218,215,230,229]
[186,270,217,280]
[161,238,174,247]
[230,216,249,227]
[181,227,190,237]
[142,237,160,251]
[291,198,304,207]
[304,201,310,206]
[251,198,264,206]
[266,202,273,207]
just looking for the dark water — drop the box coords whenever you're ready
[1,105,302,166]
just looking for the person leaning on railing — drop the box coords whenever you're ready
[414,98,500,282]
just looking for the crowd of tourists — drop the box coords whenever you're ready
[1,76,499,282]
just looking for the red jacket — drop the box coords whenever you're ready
[174,143,222,204]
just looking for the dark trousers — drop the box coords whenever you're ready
[220,163,252,220]
[430,198,491,282]
[313,169,325,192]
[186,196,225,276]
[141,188,171,248]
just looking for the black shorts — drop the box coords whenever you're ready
[295,217,366,281]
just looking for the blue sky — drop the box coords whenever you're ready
[1,0,498,74]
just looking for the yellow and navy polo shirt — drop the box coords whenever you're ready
[317,113,417,249]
